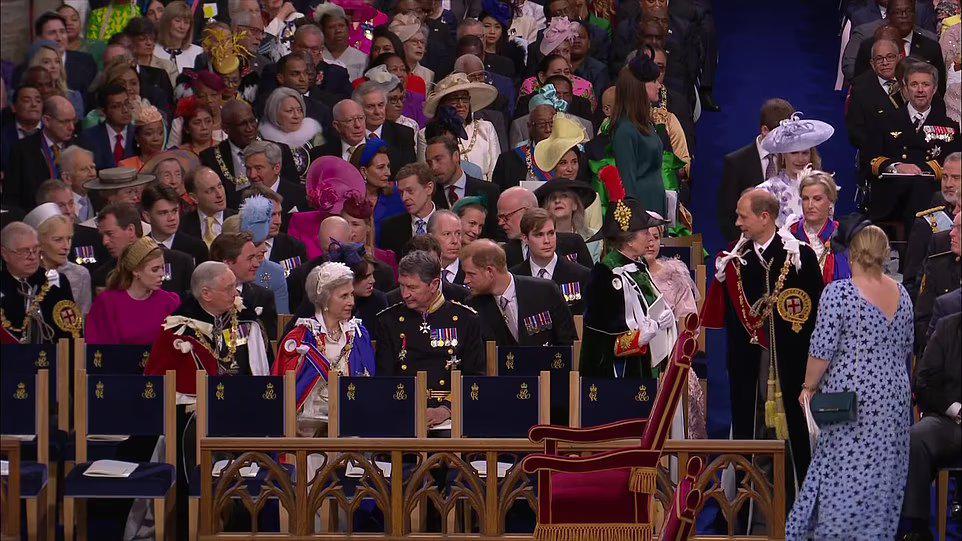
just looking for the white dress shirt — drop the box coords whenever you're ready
[199,210,225,239]
[442,258,460,282]
[497,274,519,340]
[152,232,176,250]
[16,122,40,139]
[262,238,275,261]
[228,141,247,178]
[367,124,384,140]
[444,171,467,204]
[410,203,436,236]
[105,123,125,154]
[753,231,777,262]
[756,134,774,180]
[907,102,931,127]
[341,140,362,161]
[530,253,559,280]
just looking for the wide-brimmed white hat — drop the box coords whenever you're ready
[761,113,834,154]
[423,72,497,118]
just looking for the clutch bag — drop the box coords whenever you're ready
[810,391,857,426]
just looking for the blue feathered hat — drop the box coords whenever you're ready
[239,195,274,244]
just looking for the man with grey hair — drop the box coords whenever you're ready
[375,249,484,428]
[243,140,309,216]
[845,38,903,153]
[1,221,79,343]
[288,23,353,99]
[497,187,592,268]
[427,209,464,284]
[59,145,96,222]
[904,151,961,297]
[145,260,241,392]
[351,82,417,169]
[318,99,367,161]
[864,58,960,237]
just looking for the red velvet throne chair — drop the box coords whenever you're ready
[521,314,704,541]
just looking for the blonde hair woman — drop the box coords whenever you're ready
[27,41,84,115]
[789,219,913,539]
[154,1,203,72]
[85,236,181,344]
[790,170,852,283]
[24,203,93,315]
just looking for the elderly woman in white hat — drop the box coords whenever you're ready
[24,203,93,315]
[416,72,500,181]
[389,13,434,87]
[757,113,834,228]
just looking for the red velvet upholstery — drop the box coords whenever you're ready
[521,314,702,540]
[660,457,704,541]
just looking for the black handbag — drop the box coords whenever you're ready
[810,302,860,427]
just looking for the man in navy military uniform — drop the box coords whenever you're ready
[375,250,484,428]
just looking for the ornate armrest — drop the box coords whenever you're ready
[528,419,648,445]
[521,448,660,475]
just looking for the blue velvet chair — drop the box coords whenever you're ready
[572,373,659,428]
[83,343,153,374]
[328,372,426,439]
[451,372,549,438]
[0,369,50,540]
[189,371,296,540]
[63,369,176,541]
[2,340,69,538]
[497,345,574,425]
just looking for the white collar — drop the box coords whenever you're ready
[367,124,383,139]
[497,274,516,302]
[307,312,358,336]
[44,132,59,150]
[270,178,280,192]
[199,209,224,223]
[754,230,776,254]
[152,231,175,249]
[443,258,460,278]
[259,118,321,148]
[16,121,40,136]
[414,201,436,221]
[341,138,363,153]
[453,170,467,190]
[907,102,931,120]
[755,134,769,161]
[530,252,558,278]
[877,75,896,88]
[105,123,125,144]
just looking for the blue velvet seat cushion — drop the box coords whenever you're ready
[19,461,48,497]
[189,463,295,497]
[64,462,174,498]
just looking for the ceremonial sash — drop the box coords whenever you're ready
[293,329,331,409]
[513,145,552,183]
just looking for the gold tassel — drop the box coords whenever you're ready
[628,467,657,494]
[764,375,777,428]
[774,390,789,439]
[535,523,653,541]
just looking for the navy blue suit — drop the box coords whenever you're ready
[845,0,937,33]
[79,123,138,170]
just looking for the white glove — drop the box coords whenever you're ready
[656,309,675,330]
[638,316,659,345]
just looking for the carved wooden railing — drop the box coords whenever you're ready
[198,438,785,540]
[0,437,21,540]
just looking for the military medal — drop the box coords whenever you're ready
[445,355,461,370]
[419,320,431,335]
[74,245,96,265]
[280,256,301,277]
[560,282,582,302]
[163,263,172,281]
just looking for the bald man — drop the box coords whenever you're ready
[199,99,301,209]
[285,215,353,310]
[497,187,593,269]
[6,95,77,209]
[701,188,825,493]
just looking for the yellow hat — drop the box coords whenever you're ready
[533,113,588,172]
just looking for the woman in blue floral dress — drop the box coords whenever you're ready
[787,221,913,540]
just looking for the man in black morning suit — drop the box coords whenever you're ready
[199,100,300,210]
[6,95,79,210]
[845,38,905,153]
[426,136,502,240]
[717,98,795,242]
[380,163,439,260]
[509,209,591,316]
[463,239,578,347]
[242,141,310,217]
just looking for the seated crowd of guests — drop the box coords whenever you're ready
[0,0,959,539]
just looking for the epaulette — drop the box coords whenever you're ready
[916,205,946,218]
[927,160,943,181]
[450,300,479,315]
[870,156,891,177]
[376,301,406,316]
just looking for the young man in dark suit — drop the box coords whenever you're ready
[717,98,795,242]
[497,187,592,268]
[463,239,578,347]
[425,135,501,240]
[141,184,209,265]
[0,85,43,171]
[6,95,78,210]
[31,12,97,94]
[845,38,904,153]
[79,84,138,169]
[380,163,438,260]
[509,209,591,316]
[199,100,300,209]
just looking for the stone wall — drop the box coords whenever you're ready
[1,0,62,64]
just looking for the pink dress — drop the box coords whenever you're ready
[347,11,389,54]
[85,288,181,345]
[648,257,706,439]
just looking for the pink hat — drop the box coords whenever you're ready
[540,17,579,56]
[305,156,366,215]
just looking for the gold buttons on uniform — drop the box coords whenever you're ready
[452,316,458,321]
[439,379,445,386]
[399,316,405,322]
[448,349,454,354]
[401,364,408,370]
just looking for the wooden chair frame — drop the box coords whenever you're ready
[188,371,297,540]
[64,370,176,541]
[0,437,21,539]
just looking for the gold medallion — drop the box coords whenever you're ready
[52,300,83,338]
[776,288,812,333]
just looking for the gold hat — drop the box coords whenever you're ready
[423,72,497,118]
[202,26,251,75]
[120,236,162,271]
[533,113,588,172]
